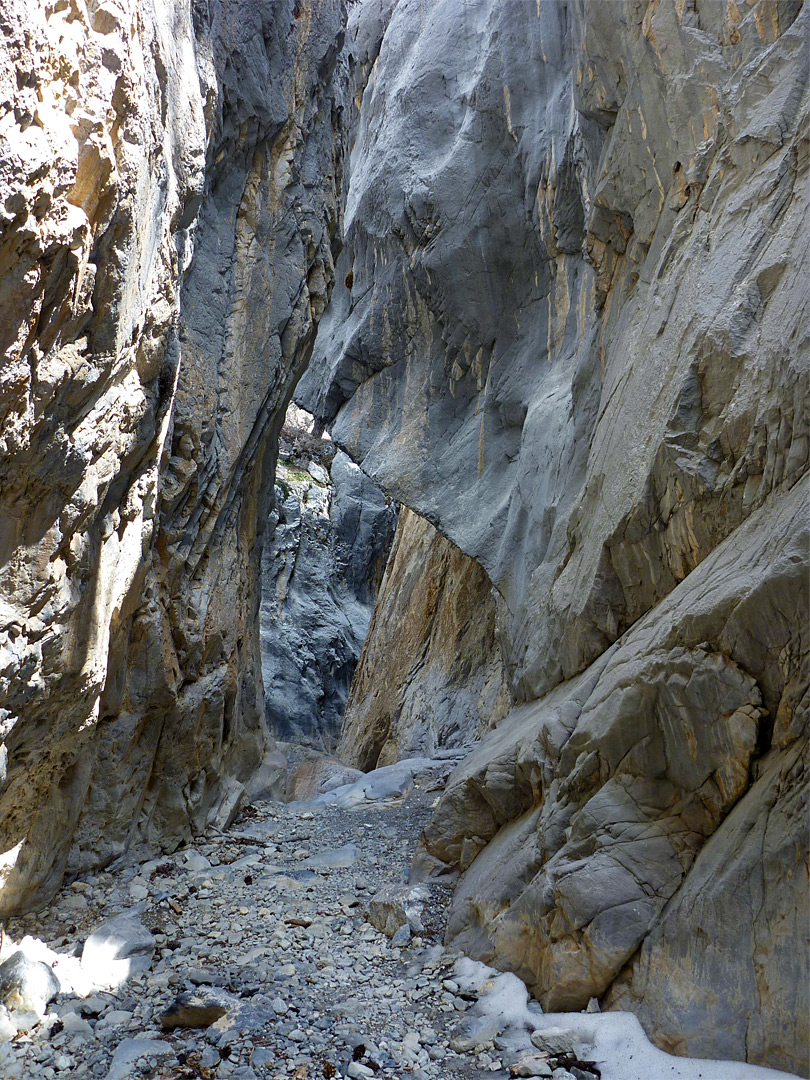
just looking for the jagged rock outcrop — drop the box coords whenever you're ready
[0,0,348,915]
[261,436,396,752]
[339,508,513,769]
[427,476,808,1074]
[300,0,809,1072]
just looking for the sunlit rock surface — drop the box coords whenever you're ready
[0,0,348,914]
[339,508,513,770]
[300,0,809,1071]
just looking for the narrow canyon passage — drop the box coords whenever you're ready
[0,759,801,1080]
[0,0,807,1077]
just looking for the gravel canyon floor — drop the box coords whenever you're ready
[0,756,802,1080]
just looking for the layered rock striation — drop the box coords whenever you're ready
[0,0,348,915]
[300,0,809,1072]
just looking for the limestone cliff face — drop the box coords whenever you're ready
[0,0,347,915]
[339,508,513,770]
[301,0,809,1072]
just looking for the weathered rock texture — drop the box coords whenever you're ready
[0,0,347,915]
[300,0,809,1072]
[339,508,513,770]
[261,439,396,753]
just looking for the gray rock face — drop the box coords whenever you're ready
[301,0,808,701]
[300,0,809,1072]
[261,446,397,751]
[0,0,348,914]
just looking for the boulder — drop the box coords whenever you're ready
[0,951,59,1019]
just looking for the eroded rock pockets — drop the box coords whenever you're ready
[0,0,349,917]
[297,0,810,1073]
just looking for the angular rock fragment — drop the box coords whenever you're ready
[161,989,235,1030]
[510,1054,553,1079]
[367,882,428,937]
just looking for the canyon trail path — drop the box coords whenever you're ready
[2,763,531,1080]
[3,760,798,1080]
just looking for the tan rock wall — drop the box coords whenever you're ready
[0,0,347,914]
[424,477,809,1073]
[339,509,513,770]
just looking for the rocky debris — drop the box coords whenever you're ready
[0,761,800,1080]
[297,0,809,1071]
[279,407,338,472]
[338,509,514,770]
[262,420,397,754]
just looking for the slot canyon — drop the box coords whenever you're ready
[0,1,807,1078]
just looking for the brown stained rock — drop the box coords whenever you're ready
[366,881,428,937]
[285,754,364,803]
[161,990,233,1030]
[338,509,514,770]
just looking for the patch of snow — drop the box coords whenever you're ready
[531,1011,803,1080]
[450,955,801,1080]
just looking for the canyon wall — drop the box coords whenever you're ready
[0,0,348,915]
[261,435,397,753]
[339,508,513,770]
[300,0,809,1072]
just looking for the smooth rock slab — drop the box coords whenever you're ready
[304,843,360,869]
[81,909,155,983]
